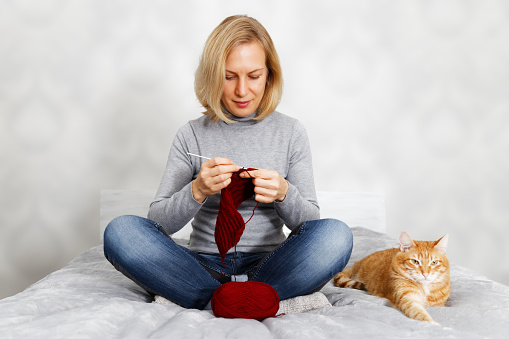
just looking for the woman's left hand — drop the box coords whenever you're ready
[239,169,289,203]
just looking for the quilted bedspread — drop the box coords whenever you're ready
[1,227,508,338]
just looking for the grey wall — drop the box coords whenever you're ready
[1,0,508,299]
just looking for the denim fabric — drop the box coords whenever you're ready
[103,215,353,310]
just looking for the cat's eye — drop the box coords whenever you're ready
[411,259,421,265]
[431,260,439,266]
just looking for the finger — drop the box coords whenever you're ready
[202,171,232,189]
[204,158,240,177]
[212,177,232,191]
[242,169,278,181]
[239,169,261,178]
[200,174,232,196]
[212,164,241,176]
[205,157,236,168]
[213,172,235,186]
[254,192,274,204]
[254,186,277,199]
[251,178,275,191]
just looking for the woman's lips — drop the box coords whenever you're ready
[234,101,250,108]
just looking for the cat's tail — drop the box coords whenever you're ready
[333,268,365,290]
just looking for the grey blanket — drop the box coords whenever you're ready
[1,227,508,338]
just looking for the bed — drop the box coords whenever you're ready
[1,191,508,338]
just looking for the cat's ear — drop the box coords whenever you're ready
[399,232,416,252]
[434,233,449,254]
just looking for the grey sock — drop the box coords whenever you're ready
[276,292,331,315]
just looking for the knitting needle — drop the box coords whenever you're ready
[187,152,246,169]
[187,152,212,161]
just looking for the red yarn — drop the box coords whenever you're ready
[214,168,258,265]
[211,281,280,320]
[212,168,279,320]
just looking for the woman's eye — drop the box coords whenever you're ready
[226,76,235,80]
[249,76,260,80]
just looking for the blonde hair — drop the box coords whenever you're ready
[195,15,283,123]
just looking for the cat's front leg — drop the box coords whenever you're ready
[395,292,439,325]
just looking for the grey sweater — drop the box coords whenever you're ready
[148,111,319,254]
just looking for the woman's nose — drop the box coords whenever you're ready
[235,78,248,97]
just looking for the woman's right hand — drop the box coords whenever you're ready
[192,157,240,203]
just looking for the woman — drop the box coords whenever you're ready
[104,15,353,312]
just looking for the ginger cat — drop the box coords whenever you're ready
[334,232,450,325]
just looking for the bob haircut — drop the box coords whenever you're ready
[195,15,283,123]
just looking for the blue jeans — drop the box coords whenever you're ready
[103,215,353,310]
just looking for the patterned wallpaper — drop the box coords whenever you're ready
[1,0,508,299]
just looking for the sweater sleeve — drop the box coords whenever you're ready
[274,121,320,230]
[147,124,203,234]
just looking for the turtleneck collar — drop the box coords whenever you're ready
[222,111,259,126]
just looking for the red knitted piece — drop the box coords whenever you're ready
[214,168,258,263]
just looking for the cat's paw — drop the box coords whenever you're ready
[333,273,344,287]
[334,269,365,290]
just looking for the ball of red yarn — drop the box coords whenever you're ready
[211,281,280,321]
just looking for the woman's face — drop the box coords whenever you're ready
[221,41,268,118]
